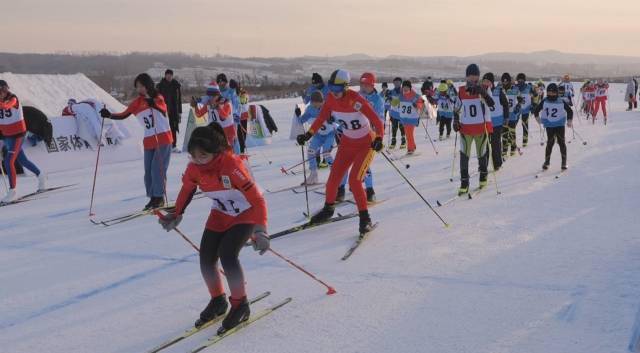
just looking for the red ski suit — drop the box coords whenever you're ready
[309,89,384,211]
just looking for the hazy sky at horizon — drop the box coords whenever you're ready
[5,0,640,57]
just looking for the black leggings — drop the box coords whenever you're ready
[439,118,452,136]
[391,118,405,140]
[237,120,248,153]
[200,223,254,299]
[545,126,567,163]
[490,125,503,169]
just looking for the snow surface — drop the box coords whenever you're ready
[1,84,639,353]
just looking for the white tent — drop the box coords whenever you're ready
[0,73,144,173]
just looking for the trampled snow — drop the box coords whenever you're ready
[1,84,639,353]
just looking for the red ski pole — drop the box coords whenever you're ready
[268,248,336,295]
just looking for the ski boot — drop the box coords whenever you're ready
[336,185,346,202]
[561,155,568,171]
[389,138,397,149]
[37,172,47,191]
[309,203,335,225]
[400,137,407,149]
[1,189,17,204]
[510,148,516,156]
[195,294,228,328]
[318,159,329,169]
[366,187,376,203]
[406,149,415,155]
[542,158,550,171]
[358,210,375,234]
[439,135,444,141]
[457,180,469,196]
[301,170,318,185]
[479,178,488,189]
[218,297,250,333]
[144,197,165,211]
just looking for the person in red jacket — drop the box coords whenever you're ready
[297,69,384,234]
[100,73,173,210]
[592,79,609,124]
[190,82,236,148]
[158,123,269,333]
[0,80,46,203]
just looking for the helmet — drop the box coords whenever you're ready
[360,72,376,86]
[328,69,351,93]
[437,83,449,92]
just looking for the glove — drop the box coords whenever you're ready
[251,229,270,255]
[158,211,182,232]
[371,136,383,151]
[294,106,302,117]
[453,120,461,132]
[567,119,573,128]
[99,108,112,118]
[296,131,312,146]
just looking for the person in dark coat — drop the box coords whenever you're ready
[157,69,182,151]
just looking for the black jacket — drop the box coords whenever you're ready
[157,78,182,120]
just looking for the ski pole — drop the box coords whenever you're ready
[280,156,314,175]
[88,113,106,217]
[154,211,201,252]
[572,126,588,145]
[421,119,439,155]
[380,151,450,227]
[449,132,458,182]
[300,145,310,219]
[268,247,336,295]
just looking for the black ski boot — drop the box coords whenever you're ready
[336,186,346,202]
[358,210,375,234]
[542,159,550,170]
[561,155,568,171]
[309,203,335,225]
[389,137,397,149]
[400,137,407,149]
[366,187,376,203]
[218,297,250,334]
[195,294,228,328]
[143,198,154,210]
[149,196,165,210]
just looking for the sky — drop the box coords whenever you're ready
[5,0,640,58]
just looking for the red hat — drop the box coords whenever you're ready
[360,72,376,86]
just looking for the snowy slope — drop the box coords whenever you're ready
[1,84,639,353]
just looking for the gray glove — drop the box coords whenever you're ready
[158,211,182,232]
[251,229,270,255]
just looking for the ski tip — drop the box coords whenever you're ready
[444,223,451,228]
[436,201,442,206]
[326,287,337,295]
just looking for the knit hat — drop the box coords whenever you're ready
[216,73,228,84]
[206,81,221,96]
[311,73,323,85]
[482,72,495,84]
[360,72,376,86]
[465,64,480,77]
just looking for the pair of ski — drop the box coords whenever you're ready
[436,186,486,207]
[390,152,421,161]
[147,292,291,353]
[265,183,323,194]
[0,184,78,207]
[90,204,176,226]
[534,168,568,180]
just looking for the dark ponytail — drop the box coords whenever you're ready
[187,124,230,155]
[134,73,158,98]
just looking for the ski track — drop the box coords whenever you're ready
[1,84,640,353]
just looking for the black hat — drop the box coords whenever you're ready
[0,80,7,88]
[516,73,526,81]
[393,77,402,83]
[381,82,388,88]
[547,83,559,94]
[501,72,512,82]
[216,73,228,83]
[482,72,495,83]
[164,69,174,75]
[311,73,323,85]
[465,64,480,77]
[402,80,412,88]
